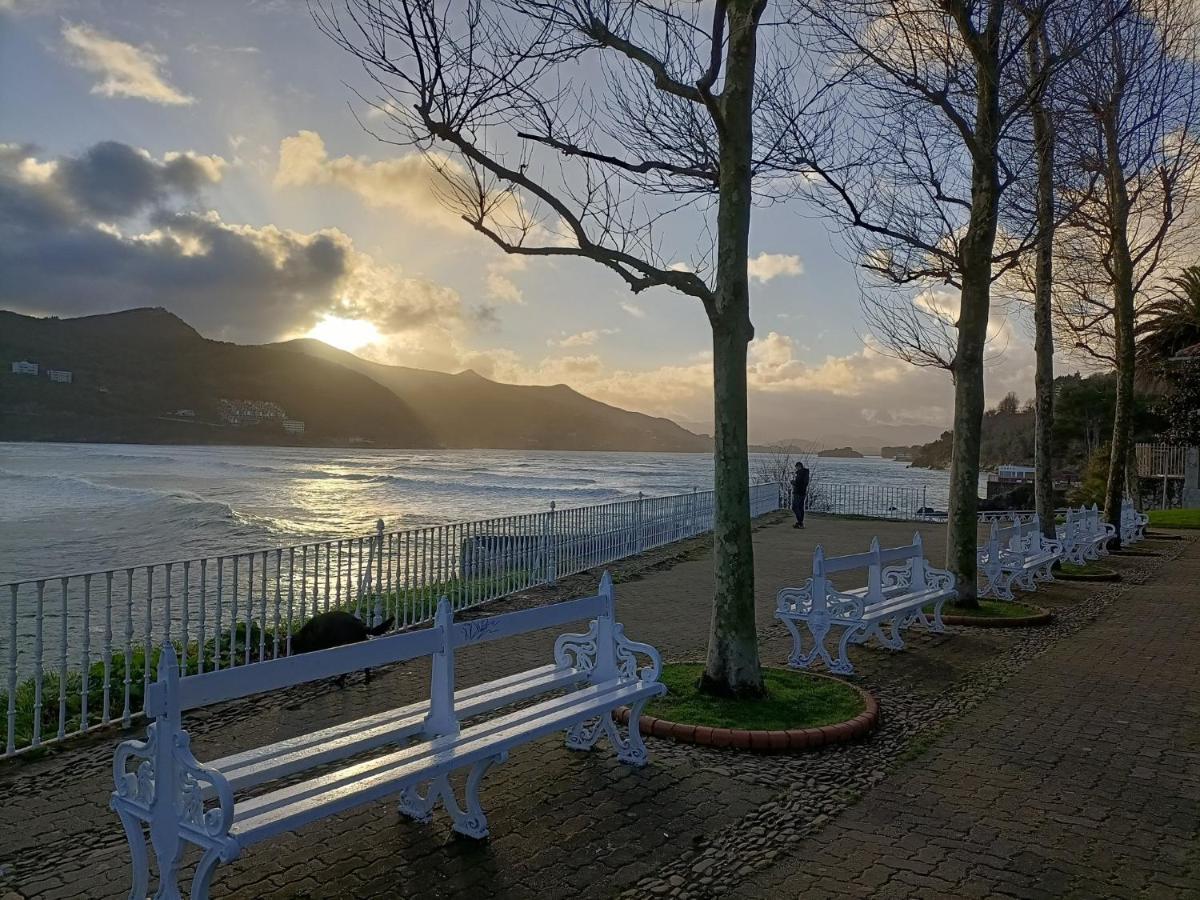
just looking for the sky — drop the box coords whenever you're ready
[0,0,1049,449]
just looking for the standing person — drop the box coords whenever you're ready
[791,461,810,529]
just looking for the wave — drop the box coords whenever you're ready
[0,468,239,522]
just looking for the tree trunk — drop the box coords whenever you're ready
[1102,114,1134,550]
[945,32,1002,609]
[700,1,764,698]
[947,268,990,608]
[1029,24,1057,540]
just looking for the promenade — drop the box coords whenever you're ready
[1,514,1196,899]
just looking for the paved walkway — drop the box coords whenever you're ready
[735,534,1200,899]
[0,517,1196,899]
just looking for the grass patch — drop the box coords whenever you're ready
[1148,508,1200,529]
[644,663,864,731]
[925,598,1042,619]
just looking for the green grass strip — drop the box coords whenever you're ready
[644,663,864,731]
[926,599,1043,619]
[1147,508,1200,529]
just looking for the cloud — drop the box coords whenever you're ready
[620,302,646,319]
[275,130,465,229]
[0,141,463,344]
[54,141,224,218]
[548,328,619,348]
[61,23,194,105]
[485,271,524,305]
[185,43,260,55]
[748,252,804,283]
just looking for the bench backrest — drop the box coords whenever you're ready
[812,534,929,607]
[146,572,619,733]
[147,626,446,716]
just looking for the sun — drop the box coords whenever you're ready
[305,315,381,353]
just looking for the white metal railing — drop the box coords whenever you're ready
[807,482,935,520]
[1135,442,1188,478]
[1,481,782,758]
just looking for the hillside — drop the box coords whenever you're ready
[0,308,711,452]
[280,338,710,452]
[908,374,1165,472]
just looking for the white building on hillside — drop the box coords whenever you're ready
[282,419,306,435]
[11,360,38,376]
[46,369,72,383]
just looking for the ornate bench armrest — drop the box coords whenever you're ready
[776,579,813,613]
[924,565,957,594]
[112,725,157,814]
[553,619,601,675]
[826,590,866,620]
[613,624,662,683]
[174,732,236,843]
[881,564,912,591]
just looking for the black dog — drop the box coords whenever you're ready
[290,610,394,684]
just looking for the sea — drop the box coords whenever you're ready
[0,442,953,584]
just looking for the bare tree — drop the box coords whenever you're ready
[311,0,834,696]
[753,443,823,508]
[781,0,1105,604]
[1052,0,1200,546]
[998,3,1104,539]
[1023,5,1060,540]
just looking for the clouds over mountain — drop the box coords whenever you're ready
[0,141,463,344]
[275,130,464,228]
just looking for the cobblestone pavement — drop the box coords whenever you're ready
[0,517,1195,899]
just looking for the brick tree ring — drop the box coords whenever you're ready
[614,669,880,753]
[940,603,1053,628]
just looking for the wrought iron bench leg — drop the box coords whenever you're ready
[445,752,507,839]
[115,810,149,900]
[190,846,238,900]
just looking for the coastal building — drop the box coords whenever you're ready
[10,360,38,376]
[282,419,306,435]
[46,369,72,383]
[170,409,196,417]
[218,398,287,426]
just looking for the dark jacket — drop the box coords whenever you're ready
[791,468,810,507]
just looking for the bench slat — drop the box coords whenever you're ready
[209,663,562,773]
[451,594,604,649]
[213,664,583,793]
[232,679,644,822]
[231,680,661,844]
[168,627,445,712]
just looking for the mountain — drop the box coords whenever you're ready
[0,308,711,452]
[280,338,711,452]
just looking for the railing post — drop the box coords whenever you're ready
[636,492,645,553]
[547,501,558,585]
[374,519,385,627]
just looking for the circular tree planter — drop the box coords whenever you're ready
[616,664,878,753]
[1056,564,1121,583]
[936,599,1052,628]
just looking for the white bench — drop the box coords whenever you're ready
[776,534,956,676]
[111,572,663,900]
[977,514,1061,600]
[1056,507,1089,566]
[1121,500,1148,545]
[1078,504,1116,558]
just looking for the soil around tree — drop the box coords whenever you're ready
[929,598,1053,627]
[1057,562,1121,582]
